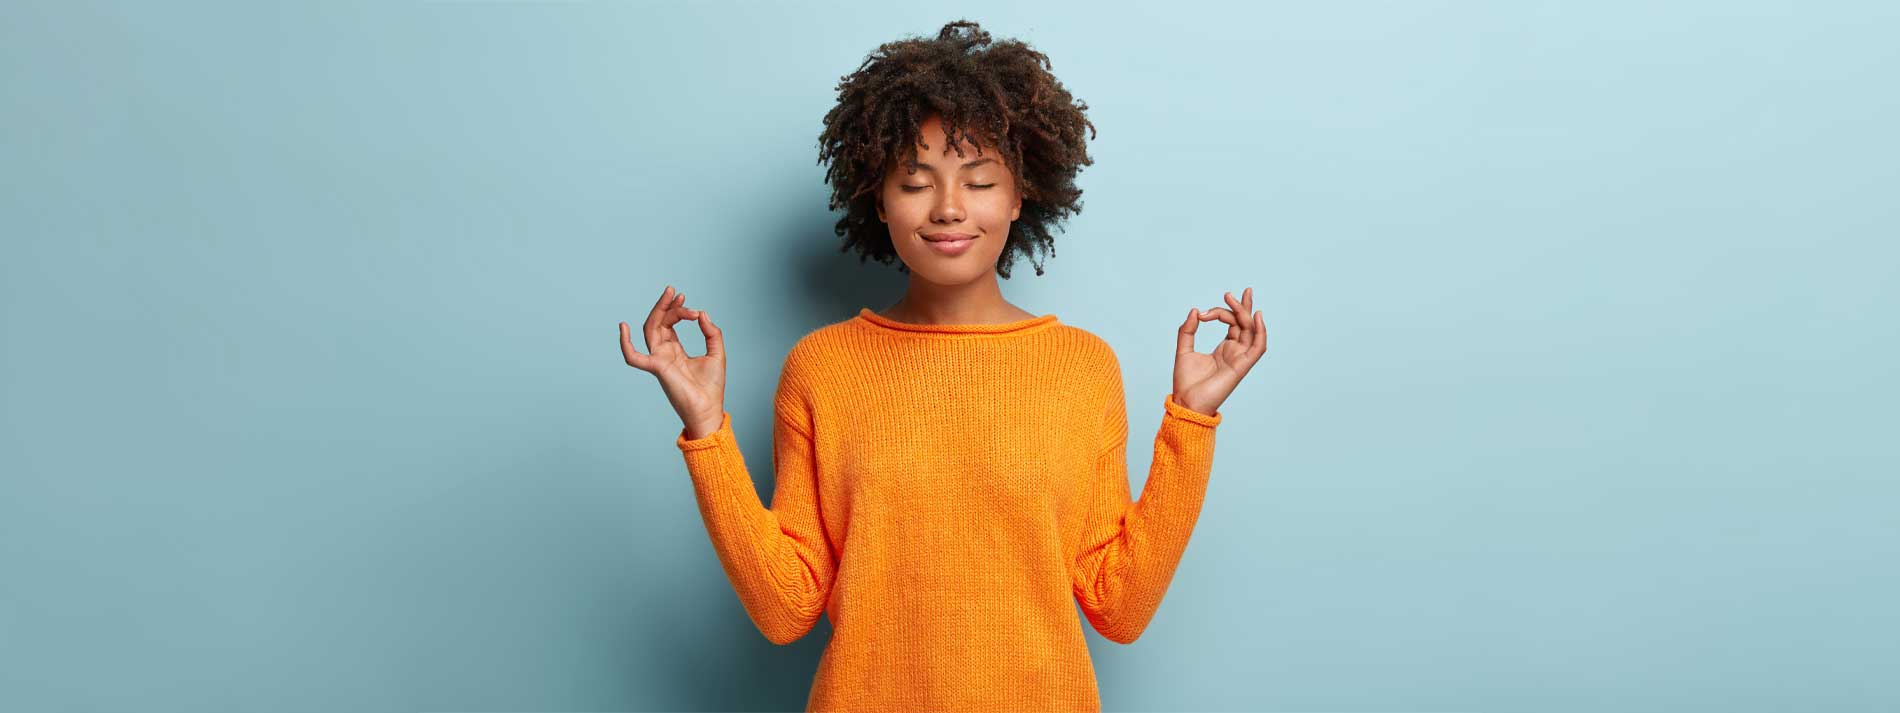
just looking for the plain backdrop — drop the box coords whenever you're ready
[3,1,1896,711]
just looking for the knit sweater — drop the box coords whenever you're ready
[674,307,1223,712]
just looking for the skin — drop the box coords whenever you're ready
[871,112,1032,325]
[621,114,1268,439]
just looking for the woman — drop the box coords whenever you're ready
[619,20,1266,712]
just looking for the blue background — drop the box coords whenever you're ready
[3,1,1895,711]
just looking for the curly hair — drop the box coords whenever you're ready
[816,19,1097,279]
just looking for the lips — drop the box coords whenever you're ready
[922,233,976,256]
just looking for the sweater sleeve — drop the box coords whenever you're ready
[1070,352,1222,644]
[675,355,835,645]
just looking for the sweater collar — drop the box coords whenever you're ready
[854,307,1060,336]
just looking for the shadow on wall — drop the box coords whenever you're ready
[797,226,911,324]
[637,207,900,708]
[648,602,836,709]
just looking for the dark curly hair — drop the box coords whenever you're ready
[816,19,1097,278]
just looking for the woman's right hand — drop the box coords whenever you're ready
[621,285,726,440]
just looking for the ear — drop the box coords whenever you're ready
[876,196,885,223]
[1010,191,1021,223]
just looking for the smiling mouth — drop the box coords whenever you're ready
[922,235,977,255]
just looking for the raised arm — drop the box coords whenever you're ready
[620,285,835,645]
[674,363,835,645]
[1070,357,1222,644]
[1072,289,1263,643]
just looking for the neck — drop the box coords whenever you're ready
[883,274,1023,325]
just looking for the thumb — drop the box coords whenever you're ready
[697,310,724,360]
[1177,308,1200,355]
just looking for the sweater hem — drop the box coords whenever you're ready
[676,411,734,451]
[1162,393,1222,427]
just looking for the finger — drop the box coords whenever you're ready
[644,285,675,333]
[1221,291,1246,342]
[1252,310,1268,357]
[620,321,652,370]
[1234,310,1265,369]
[646,291,688,350]
[1177,307,1200,354]
[643,286,678,348]
[1243,287,1253,316]
[669,292,700,321]
[1203,308,1239,346]
[698,310,723,360]
[662,291,689,334]
[1198,307,1239,326]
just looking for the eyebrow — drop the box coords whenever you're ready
[903,157,998,172]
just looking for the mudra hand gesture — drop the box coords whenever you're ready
[620,285,727,440]
[1174,287,1268,416]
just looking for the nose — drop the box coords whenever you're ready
[930,185,965,224]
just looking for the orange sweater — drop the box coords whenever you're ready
[674,307,1223,712]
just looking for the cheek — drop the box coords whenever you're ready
[881,198,922,227]
[976,192,1019,224]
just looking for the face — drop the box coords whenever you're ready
[875,113,1022,284]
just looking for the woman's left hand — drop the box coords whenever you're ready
[1173,286,1268,417]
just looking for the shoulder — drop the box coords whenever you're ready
[1049,323,1121,370]
[1048,325,1128,432]
[770,321,853,423]
[1044,323,1124,402]
[773,316,865,390]
[783,318,857,366]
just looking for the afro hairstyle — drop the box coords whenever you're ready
[816,19,1097,278]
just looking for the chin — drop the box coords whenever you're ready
[908,260,997,285]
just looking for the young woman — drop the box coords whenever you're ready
[619,20,1266,712]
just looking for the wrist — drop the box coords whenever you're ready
[1168,393,1221,420]
[682,412,724,441]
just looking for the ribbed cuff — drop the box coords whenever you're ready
[1163,393,1222,427]
[676,411,734,451]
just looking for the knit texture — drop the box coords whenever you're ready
[675,307,1223,712]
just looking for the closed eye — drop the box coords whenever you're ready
[899,184,996,192]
